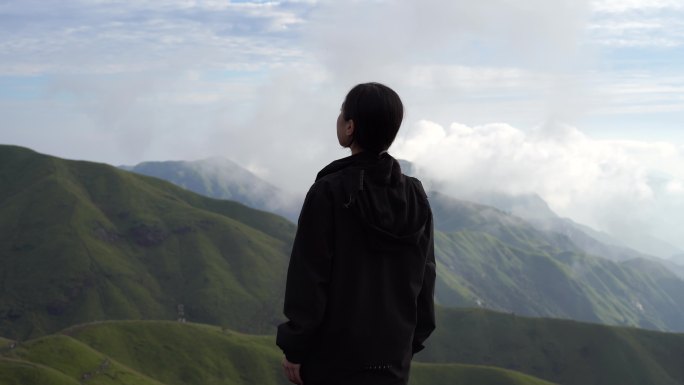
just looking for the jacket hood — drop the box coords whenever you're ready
[317,151,429,251]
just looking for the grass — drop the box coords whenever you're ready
[0,359,81,385]
[418,307,684,385]
[1,320,560,385]
[4,143,684,342]
[432,197,684,332]
[66,321,288,385]
[410,362,556,385]
[2,310,684,385]
[3,145,684,385]
[1,321,292,385]
[0,145,294,340]
[6,334,165,385]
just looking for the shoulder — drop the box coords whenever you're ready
[310,166,353,197]
[309,172,340,195]
[302,173,340,208]
[406,176,429,204]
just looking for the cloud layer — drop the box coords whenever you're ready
[1,0,684,251]
[393,120,684,250]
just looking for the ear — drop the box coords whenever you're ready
[346,119,355,136]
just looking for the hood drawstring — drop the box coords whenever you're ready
[344,169,365,209]
[359,169,365,191]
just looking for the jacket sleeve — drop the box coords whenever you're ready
[276,181,334,363]
[412,211,436,354]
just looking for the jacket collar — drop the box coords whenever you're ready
[315,151,391,182]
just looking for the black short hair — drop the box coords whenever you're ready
[343,82,404,153]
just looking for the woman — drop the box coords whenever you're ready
[277,82,436,385]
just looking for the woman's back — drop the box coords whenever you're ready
[276,83,436,385]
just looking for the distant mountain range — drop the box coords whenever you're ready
[119,154,684,330]
[121,158,301,222]
[470,191,684,278]
[429,192,684,331]
[471,191,648,262]
[122,157,655,261]
[461,190,684,260]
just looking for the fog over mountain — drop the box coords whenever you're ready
[2,1,683,253]
[122,157,301,222]
[392,121,684,255]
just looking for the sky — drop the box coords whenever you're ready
[1,0,683,253]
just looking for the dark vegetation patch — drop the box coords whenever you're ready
[128,224,168,247]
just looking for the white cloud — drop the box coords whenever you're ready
[393,120,684,249]
[404,65,549,91]
[306,0,590,80]
[589,72,684,115]
[592,0,684,13]
[1,0,683,252]
[0,0,309,75]
[588,0,684,48]
[666,180,684,194]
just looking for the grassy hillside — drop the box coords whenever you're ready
[0,145,295,340]
[0,359,81,385]
[117,156,684,333]
[0,320,557,385]
[431,193,684,332]
[4,315,684,385]
[63,321,288,385]
[1,334,164,385]
[411,363,555,385]
[430,192,578,254]
[434,231,598,321]
[420,307,684,385]
[3,144,684,342]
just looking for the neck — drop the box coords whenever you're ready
[350,142,363,155]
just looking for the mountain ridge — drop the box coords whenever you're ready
[0,144,294,340]
[120,157,301,222]
[430,191,684,332]
[3,308,684,385]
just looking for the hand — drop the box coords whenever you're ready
[282,357,304,385]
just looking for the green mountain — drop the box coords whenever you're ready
[0,320,555,385]
[3,311,684,385]
[471,190,684,282]
[431,192,684,332]
[3,145,684,340]
[419,307,684,385]
[0,333,166,385]
[3,145,684,385]
[121,158,301,222]
[0,145,295,340]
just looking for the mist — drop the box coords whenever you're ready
[2,0,684,251]
[393,120,684,252]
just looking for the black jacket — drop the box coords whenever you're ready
[276,151,436,385]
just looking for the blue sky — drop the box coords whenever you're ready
[1,0,683,252]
